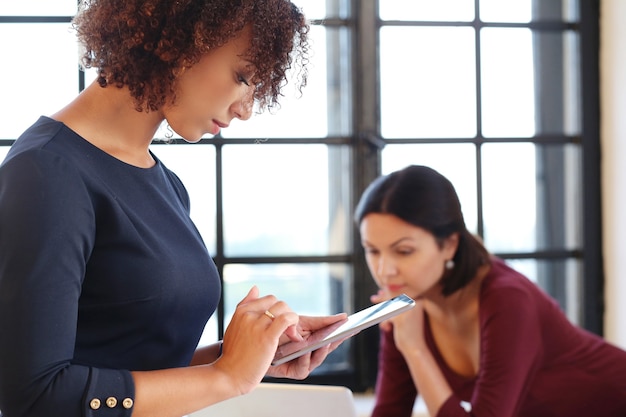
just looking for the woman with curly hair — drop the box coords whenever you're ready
[0,1,346,417]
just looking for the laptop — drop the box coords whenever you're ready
[190,382,359,417]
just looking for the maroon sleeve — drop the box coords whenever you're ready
[436,284,545,417]
[371,326,417,417]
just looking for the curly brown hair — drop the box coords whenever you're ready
[73,0,310,112]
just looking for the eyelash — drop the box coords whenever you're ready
[364,248,414,256]
[237,73,250,86]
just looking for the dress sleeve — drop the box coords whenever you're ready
[0,150,135,417]
[371,326,418,417]
[436,284,544,417]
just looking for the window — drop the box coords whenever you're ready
[0,0,600,392]
[375,0,600,335]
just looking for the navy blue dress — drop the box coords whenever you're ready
[0,116,220,417]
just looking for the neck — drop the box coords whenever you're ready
[423,264,490,322]
[51,80,165,168]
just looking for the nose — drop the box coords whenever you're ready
[376,255,397,280]
[231,88,254,121]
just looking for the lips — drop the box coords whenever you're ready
[214,120,229,129]
[210,119,229,135]
[387,284,406,293]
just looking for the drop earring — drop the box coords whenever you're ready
[164,123,174,140]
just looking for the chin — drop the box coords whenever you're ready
[177,130,204,143]
[183,136,203,144]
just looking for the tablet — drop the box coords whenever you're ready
[271,294,415,366]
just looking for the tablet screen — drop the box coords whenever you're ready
[271,294,415,366]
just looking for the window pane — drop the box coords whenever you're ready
[0,2,76,15]
[482,143,536,251]
[292,0,350,19]
[223,26,352,139]
[222,144,351,257]
[505,258,582,325]
[379,0,474,22]
[479,0,532,22]
[380,27,476,139]
[151,143,217,255]
[532,30,581,136]
[481,28,580,138]
[291,0,326,19]
[83,67,99,87]
[482,143,581,253]
[0,23,79,138]
[535,143,582,249]
[0,147,9,164]
[480,0,579,23]
[381,143,478,234]
[223,262,352,370]
[480,28,535,138]
[223,263,351,316]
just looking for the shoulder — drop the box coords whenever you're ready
[479,257,555,318]
[482,258,543,298]
[4,116,64,160]
[2,116,86,176]
[1,119,94,214]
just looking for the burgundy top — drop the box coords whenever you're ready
[371,258,626,417]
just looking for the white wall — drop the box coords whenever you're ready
[601,0,626,348]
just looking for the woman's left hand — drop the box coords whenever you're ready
[389,298,427,353]
[265,313,348,379]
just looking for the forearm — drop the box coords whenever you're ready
[131,362,238,417]
[402,347,453,417]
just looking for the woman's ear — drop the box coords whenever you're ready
[443,232,460,259]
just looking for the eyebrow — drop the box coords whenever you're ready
[237,55,255,65]
[362,237,414,247]
[390,237,414,247]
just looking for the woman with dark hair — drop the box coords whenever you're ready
[355,165,626,417]
[0,1,346,417]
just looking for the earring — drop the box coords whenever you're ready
[164,123,174,140]
[445,259,455,270]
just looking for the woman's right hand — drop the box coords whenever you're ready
[211,286,300,395]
